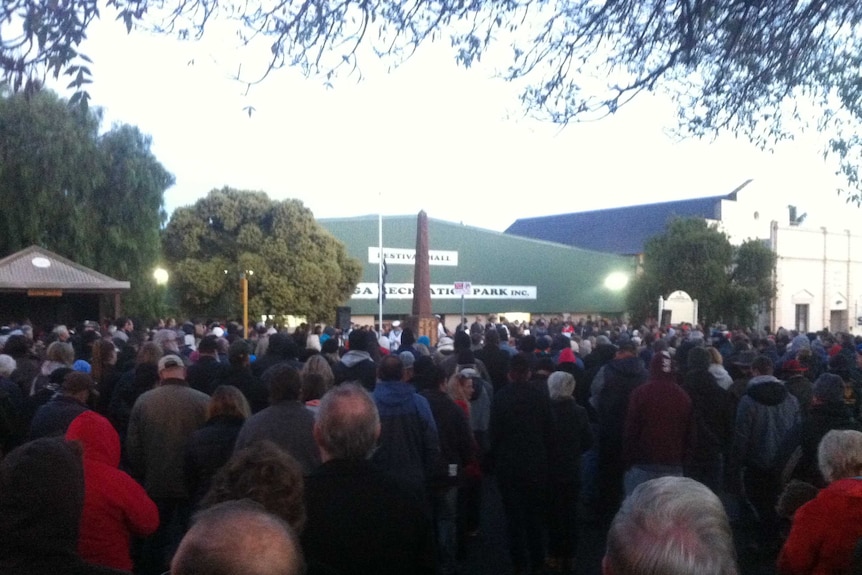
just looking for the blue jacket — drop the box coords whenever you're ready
[372,380,440,492]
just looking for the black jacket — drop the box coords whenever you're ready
[547,398,592,484]
[419,388,474,487]
[303,459,435,575]
[184,414,246,507]
[0,438,127,575]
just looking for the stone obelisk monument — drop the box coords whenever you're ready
[410,210,438,344]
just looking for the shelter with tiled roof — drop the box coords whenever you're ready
[0,245,130,327]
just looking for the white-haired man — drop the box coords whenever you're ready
[603,476,738,575]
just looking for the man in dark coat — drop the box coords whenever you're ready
[332,329,378,391]
[186,335,226,395]
[28,371,94,440]
[303,384,435,575]
[489,353,553,575]
[233,363,319,474]
[594,340,648,524]
[211,340,268,413]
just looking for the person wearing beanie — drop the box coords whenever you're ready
[794,373,862,487]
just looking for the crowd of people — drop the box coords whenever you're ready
[1,314,862,575]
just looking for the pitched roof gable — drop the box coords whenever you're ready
[0,246,130,291]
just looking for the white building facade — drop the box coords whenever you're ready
[769,223,862,334]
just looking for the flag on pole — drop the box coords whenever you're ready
[380,257,388,303]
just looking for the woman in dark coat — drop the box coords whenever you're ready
[184,385,251,508]
[681,346,736,494]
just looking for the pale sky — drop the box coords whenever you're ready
[62,10,860,233]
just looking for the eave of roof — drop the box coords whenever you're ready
[503,182,751,254]
[0,245,130,292]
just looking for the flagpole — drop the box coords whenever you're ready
[378,201,383,338]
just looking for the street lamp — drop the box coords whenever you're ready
[153,267,169,285]
[604,272,629,291]
[153,267,169,319]
[241,270,254,339]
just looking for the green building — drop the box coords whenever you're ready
[319,215,634,322]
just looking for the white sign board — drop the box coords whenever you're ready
[453,281,472,296]
[353,283,537,300]
[368,247,459,267]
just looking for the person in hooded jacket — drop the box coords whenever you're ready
[65,411,159,571]
[251,333,302,379]
[0,437,127,575]
[332,329,378,391]
[594,340,648,525]
[683,346,736,494]
[731,354,801,551]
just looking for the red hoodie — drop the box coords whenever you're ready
[66,410,159,571]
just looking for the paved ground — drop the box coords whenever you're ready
[458,478,778,575]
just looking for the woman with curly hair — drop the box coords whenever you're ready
[200,440,306,534]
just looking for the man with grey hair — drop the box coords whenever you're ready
[603,476,738,575]
[171,500,305,575]
[302,384,435,575]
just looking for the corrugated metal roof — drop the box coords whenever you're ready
[504,183,750,255]
[0,246,130,291]
[319,215,635,315]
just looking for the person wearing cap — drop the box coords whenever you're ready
[126,353,209,575]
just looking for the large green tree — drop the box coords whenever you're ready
[4,1,862,200]
[627,217,776,328]
[162,187,362,323]
[0,89,173,318]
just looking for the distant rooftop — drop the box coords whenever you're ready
[504,182,750,255]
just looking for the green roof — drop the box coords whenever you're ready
[318,215,635,316]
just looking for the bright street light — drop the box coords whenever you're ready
[153,267,169,285]
[604,272,629,291]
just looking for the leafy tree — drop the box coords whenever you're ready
[0,89,173,318]
[5,1,862,200]
[92,124,175,316]
[162,187,362,323]
[626,217,776,328]
[725,238,778,328]
[0,89,102,261]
